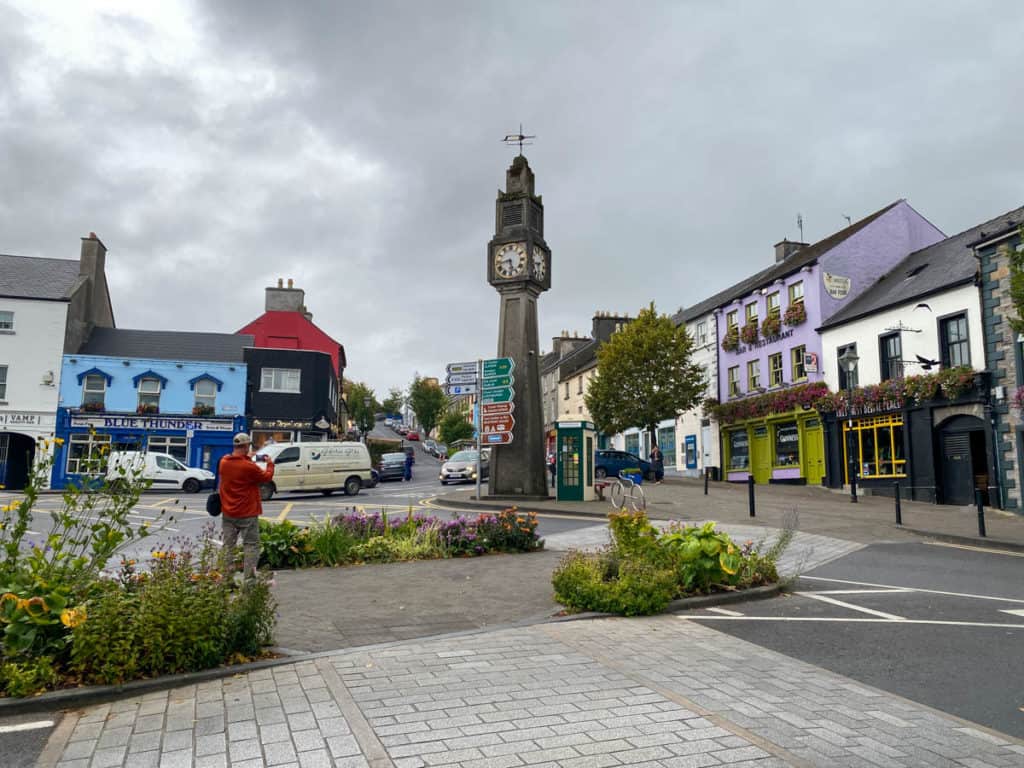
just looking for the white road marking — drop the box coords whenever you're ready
[685,616,1024,629]
[801,575,1024,605]
[0,719,54,733]
[926,541,1024,558]
[795,592,905,621]
[705,607,744,617]
[1000,608,1024,617]
[812,589,912,595]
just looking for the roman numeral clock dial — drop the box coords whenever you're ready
[494,242,527,278]
[532,246,547,281]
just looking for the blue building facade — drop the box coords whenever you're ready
[51,329,252,489]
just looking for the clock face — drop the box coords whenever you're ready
[532,246,547,281]
[494,242,527,278]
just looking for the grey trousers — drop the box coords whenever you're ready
[222,516,260,579]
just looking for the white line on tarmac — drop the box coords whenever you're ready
[795,592,906,621]
[705,607,744,617]
[801,575,1024,604]
[1000,608,1024,617]
[0,719,54,733]
[926,541,1024,558]
[811,589,912,595]
[685,616,1024,629]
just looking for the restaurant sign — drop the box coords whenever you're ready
[70,415,235,432]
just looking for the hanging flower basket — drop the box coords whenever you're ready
[192,404,215,417]
[721,327,740,352]
[740,321,759,345]
[761,314,782,338]
[81,401,105,413]
[783,302,806,327]
[137,404,159,415]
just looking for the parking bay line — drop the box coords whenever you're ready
[275,503,293,523]
[794,591,906,621]
[686,616,1024,629]
[0,719,55,734]
[801,575,1024,605]
[926,541,1024,558]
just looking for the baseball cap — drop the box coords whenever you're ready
[233,432,252,446]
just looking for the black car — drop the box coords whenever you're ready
[377,452,408,481]
[594,449,653,480]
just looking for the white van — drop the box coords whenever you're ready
[256,442,373,500]
[106,451,216,493]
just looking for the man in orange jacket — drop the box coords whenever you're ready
[218,432,275,581]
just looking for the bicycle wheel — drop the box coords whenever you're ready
[609,479,626,509]
[628,483,647,512]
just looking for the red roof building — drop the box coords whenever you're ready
[238,278,347,377]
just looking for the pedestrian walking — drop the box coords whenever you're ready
[547,452,556,487]
[218,432,275,581]
[404,450,414,481]
[650,444,665,484]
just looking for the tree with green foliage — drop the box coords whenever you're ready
[438,411,475,447]
[408,376,446,438]
[585,302,706,448]
[381,387,405,416]
[345,381,378,437]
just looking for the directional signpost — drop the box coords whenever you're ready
[445,361,478,395]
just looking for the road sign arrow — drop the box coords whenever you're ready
[482,431,514,445]
[446,361,477,374]
[482,357,514,377]
[481,386,513,404]
[445,384,475,396]
[446,373,478,385]
[481,402,514,416]
[480,374,512,388]
[481,413,515,432]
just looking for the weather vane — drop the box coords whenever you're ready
[502,124,535,155]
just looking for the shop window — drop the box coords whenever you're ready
[253,431,292,449]
[745,302,758,324]
[728,366,740,397]
[0,311,13,331]
[658,426,676,466]
[138,377,162,410]
[766,292,780,317]
[726,310,738,331]
[695,322,707,346]
[194,379,217,412]
[67,433,111,475]
[879,333,903,380]
[842,415,906,479]
[789,281,804,304]
[791,345,806,381]
[0,365,6,400]
[774,422,799,466]
[747,360,760,390]
[837,344,859,389]
[147,435,187,463]
[82,373,106,407]
[261,368,301,393]
[769,353,783,387]
[728,429,749,470]
[940,313,970,368]
[625,433,640,455]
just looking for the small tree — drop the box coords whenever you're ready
[438,411,475,447]
[408,376,446,438]
[585,302,705,450]
[345,381,378,437]
[381,387,404,416]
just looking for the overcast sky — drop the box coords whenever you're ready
[3,1,1022,397]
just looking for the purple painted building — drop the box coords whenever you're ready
[711,200,944,484]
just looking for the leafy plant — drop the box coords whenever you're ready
[720,326,739,352]
[761,314,782,338]
[783,302,807,326]
[740,321,759,345]
[258,519,312,569]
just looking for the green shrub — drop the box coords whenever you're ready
[552,551,675,616]
[659,521,744,593]
[475,508,543,552]
[0,656,59,698]
[68,582,140,685]
[304,516,357,566]
[259,519,313,569]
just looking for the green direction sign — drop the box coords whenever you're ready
[480,374,512,388]
[483,357,514,377]
[481,386,513,404]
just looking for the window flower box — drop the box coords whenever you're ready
[137,404,159,415]
[740,321,759,345]
[761,314,782,338]
[721,327,740,352]
[783,302,806,327]
[81,401,105,413]
[192,404,215,417]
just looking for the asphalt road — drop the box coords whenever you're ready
[689,540,1024,739]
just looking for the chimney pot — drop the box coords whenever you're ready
[277,278,283,288]
[287,278,294,289]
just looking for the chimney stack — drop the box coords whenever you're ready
[265,278,307,312]
[774,239,806,263]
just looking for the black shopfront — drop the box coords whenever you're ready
[244,348,339,449]
[821,372,996,506]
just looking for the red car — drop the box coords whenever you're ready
[406,431,420,441]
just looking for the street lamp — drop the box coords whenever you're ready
[838,347,860,503]
[362,395,372,443]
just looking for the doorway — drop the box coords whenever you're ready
[0,433,36,491]
[938,416,989,506]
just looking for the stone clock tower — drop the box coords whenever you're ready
[486,154,551,498]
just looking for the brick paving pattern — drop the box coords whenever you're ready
[48,617,1023,767]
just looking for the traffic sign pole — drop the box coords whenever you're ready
[476,358,482,500]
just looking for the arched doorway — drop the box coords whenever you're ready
[0,433,36,491]
[937,415,989,506]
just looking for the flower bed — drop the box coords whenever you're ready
[258,508,543,569]
[0,441,275,698]
[552,511,789,616]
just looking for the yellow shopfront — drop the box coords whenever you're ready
[724,410,825,485]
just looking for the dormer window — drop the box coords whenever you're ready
[82,374,107,406]
[189,373,224,415]
[138,377,162,409]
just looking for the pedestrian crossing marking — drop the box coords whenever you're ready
[276,503,293,523]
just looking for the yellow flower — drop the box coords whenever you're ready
[60,606,87,628]
[24,596,48,616]
[152,551,167,560]
[54,437,65,446]
[0,592,18,611]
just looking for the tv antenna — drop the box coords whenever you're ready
[502,124,535,155]
[843,214,852,226]
[796,213,804,242]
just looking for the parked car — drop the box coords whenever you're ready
[434,443,448,460]
[256,442,373,499]
[398,426,409,435]
[377,452,407,481]
[406,431,420,441]
[594,449,653,480]
[384,418,393,427]
[106,451,215,493]
[423,438,437,454]
[440,449,489,485]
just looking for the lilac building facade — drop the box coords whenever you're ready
[715,201,944,484]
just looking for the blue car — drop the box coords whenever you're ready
[595,450,653,481]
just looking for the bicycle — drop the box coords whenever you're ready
[607,475,646,512]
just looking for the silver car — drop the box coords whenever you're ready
[439,449,489,485]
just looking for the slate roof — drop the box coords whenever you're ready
[0,254,83,300]
[677,201,903,324]
[559,339,599,379]
[80,328,255,363]
[820,204,1024,330]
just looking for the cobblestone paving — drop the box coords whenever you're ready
[543,521,864,577]
[48,617,1022,767]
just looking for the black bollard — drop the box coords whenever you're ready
[747,474,755,517]
[704,467,709,496]
[975,489,987,538]
[894,481,902,526]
